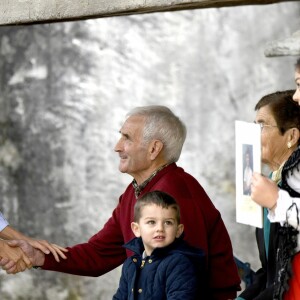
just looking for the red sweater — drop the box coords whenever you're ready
[43,163,240,299]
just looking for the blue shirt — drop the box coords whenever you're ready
[0,211,9,232]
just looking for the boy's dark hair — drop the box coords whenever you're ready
[134,191,180,223]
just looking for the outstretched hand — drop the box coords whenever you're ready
[0,240,45,274]
[0,240,32,273]
[251,172,279,209]
[25,238,68,262]
[0,225,68,263]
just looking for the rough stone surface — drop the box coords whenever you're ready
[0,0,297,25]
[265,30,300,56]
[0,2,299,299]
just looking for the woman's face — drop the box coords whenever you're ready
[255,105,291,170]
[293,69,300,105]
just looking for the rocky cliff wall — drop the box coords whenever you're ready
[0,2,299,299]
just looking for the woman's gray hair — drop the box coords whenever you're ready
[126,105,187,163]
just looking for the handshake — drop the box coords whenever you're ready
[0,226,67,274]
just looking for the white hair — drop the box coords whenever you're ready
[126,105,186,163]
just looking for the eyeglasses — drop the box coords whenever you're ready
[254,122,278,131]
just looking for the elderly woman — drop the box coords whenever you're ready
[248,61,300,300]
[237,90,300,300]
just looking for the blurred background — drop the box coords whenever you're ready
[0,2,299,299]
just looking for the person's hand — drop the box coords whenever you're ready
[251,172,279,209]
[0,240,32,273]
[25,238,68,262]
[0,240,45,274]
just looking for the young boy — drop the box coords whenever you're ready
[113,190,205,300]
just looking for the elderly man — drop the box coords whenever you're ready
[2,106,240,299]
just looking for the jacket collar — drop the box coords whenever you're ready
[123,234,204,259]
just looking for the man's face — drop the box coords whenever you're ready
[293,69,300,105]
[114,115,152,180]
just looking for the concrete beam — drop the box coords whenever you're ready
[0,0,298,26]
[264,30,300,57]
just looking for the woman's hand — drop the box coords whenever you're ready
[251,172,279,210]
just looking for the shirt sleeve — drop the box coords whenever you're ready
[0,211,9,232]
[268,190,300,230]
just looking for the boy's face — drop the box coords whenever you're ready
[131,204,184,256]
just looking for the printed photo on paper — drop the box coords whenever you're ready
[235,121,263,228]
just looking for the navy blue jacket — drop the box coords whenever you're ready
[113,236,205,300]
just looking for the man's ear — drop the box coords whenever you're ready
[149,140,164,160]
[176,224,184,238]
[131,222,141,237]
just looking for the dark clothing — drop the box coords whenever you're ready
[43,163,240,299]
[281,146,300,198]
[113,237,205,300]
[276,146,300,299]
[238,221,280,299]
[239,146,300,300]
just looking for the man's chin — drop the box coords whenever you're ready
[118,165,127,173]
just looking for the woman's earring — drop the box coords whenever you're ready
[287,141,292,149]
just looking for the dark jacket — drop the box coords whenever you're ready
[113,236,205,300]
[238,219,280,300]
[239,146,300,300]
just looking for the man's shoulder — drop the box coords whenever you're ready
[158,163,197,182]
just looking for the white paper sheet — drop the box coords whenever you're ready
[235,120,263,228]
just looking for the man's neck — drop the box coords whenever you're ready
[132,162,170,198]
[134,161,169,185]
